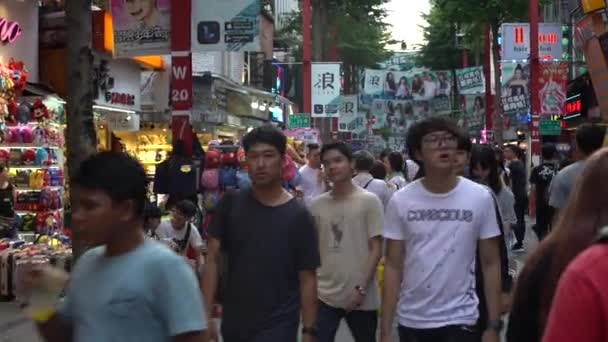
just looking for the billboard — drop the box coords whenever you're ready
[501,23,563,61]
[455,66,485,94]
[501,62,529,115]
[311,63,341,117]
[539,62,568,117]
[338,95,359,131]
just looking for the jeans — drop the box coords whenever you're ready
[317,300,377,342]
[513,196,528,244]
[398,325,478,342]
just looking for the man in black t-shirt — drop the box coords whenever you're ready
[504,145,527,252]
[202,125,320,342]
[530,144,558,241]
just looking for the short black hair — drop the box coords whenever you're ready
[379,148,392,160]
[541,143,558,160]
[321,142,352,162]
[307,143,320,152]
[457,134,472,153]
[353,150,375,171]
[174,200,197,219]
[370,160,387,179]
[406,117,463,157]
[73,152,147,218]
[143,202,162,221]
[242,125,287,155]
[388,151,404,173]
[576,124,606,156]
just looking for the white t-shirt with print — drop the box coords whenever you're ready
[383,177,501,329]
[156,219,204,251]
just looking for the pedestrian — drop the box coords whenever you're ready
[298,143,327,206]
[453,135,472,178]
[503,145,527,252]
[548,123,606,215]
[381,118,503,342]
[507,147,608,342]
[27,152,207,342]
[310,142,384,342]
[143,202,162,240]
[156,200,205,269]
[0,165,16,239]
[370,160,389,181]
[383,151,408,190]
[202,125,320,342]
[352,150,392,208]
[529,144,559,241]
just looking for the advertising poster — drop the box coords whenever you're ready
[191,0,260,52]
[338,95,359,132]
[110,0,171,57]
[539,62,568,117]
[283,128,320,144]
[311,63,342,117]
[463,95,486,137]
[455,66,485,94]
[362,69,385,103]
[362,68,453,104]
[370,99,424,134]
[501,23,563,61]
[339,112,367,137]
[501,62,530,115]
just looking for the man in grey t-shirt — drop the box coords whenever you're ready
[549,124,606,211]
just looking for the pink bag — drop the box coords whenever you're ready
[201,169,220,190]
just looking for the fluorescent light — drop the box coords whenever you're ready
[93,105,136,114]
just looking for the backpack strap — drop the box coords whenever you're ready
[363,178,374,189]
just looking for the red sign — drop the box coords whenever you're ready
[539,62,568,117]
[531,115,541,155]
[565,96,582,117]
[171,55,193,111]
[0,17,22,44]
[106,92,135,106]
[514,26,525,44]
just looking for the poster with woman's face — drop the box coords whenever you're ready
[110,0,171,57]
[501,62,530,115]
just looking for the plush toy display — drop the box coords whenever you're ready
[31,99,50,122]
[7,59,28,93]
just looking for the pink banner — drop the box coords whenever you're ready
[539,62,568,117]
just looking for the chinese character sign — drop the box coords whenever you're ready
[501,23,563,61]
[463,95,486,137]
[363,69,385,98]
[539,62,568,117]
[501,62,530,115]
[110,0,171,57]
[455,66,485,94]
[311,63,341,118]
[191,0,261,52]
[338,95,358,132]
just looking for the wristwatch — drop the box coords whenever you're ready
[355,285,367,296]
[487,319,504,332]
[302,326,318,337]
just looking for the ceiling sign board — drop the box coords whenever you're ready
[501,23,563,61]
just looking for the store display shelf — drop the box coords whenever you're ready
[0,144,61,149]
[15,208,63,215]
[10,165,61,170]
[14,186,64,192]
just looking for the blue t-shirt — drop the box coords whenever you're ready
[57,240,206,342]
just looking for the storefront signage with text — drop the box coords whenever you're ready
[0,17,22,44]
[171,55,193,111]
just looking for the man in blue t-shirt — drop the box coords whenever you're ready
[27,152,207,342]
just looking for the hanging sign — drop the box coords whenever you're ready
[539,62,568,117]
[338,95,358,131]
[0,17,22,44]
[311,63,341,118]
[501,23,563,60]
[455,67,485,94]
[288,114,311,129]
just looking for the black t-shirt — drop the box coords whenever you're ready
[508,160,527,199]
[530,163,558,207]
[0,184,14,217]
[209,190,320,339]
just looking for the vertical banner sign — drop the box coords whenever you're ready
[501,23,563,60]
[191,0,261,52]
[338,95,358,131]
[363,69,385,98]
[539,62,568,117]
[109,0,171,57]
[455,66,485,94]
[311,63,341,118]
[501,62,530,115]
[531,114,541,154]
[463,95,487,137]
[171,0,193,155]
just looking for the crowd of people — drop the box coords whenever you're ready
[16,118,608,342]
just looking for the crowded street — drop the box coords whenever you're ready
[1,0,607,342]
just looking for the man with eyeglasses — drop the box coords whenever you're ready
[157,200,205,269]
[380,118,503,342]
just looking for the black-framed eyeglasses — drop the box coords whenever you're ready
[422,133,457,148]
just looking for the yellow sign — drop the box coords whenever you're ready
[581,0,606,14]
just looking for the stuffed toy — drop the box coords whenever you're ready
[0,149,9,164]
[16,102,31,124]
[32,127,47,145]
[20,126,33,143]
[22,149,36,165]
[7,59,28,93]
[4,99,18,125]
[31,99,49,122]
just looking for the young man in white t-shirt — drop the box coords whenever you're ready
[352,150,392,208]
[381,118,502,342]
[157,200,204,268]
[299,143,327,205]
[311,142,384,342]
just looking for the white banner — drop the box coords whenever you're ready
[501,23,563,61]
[338,95,358,131]
[363,69,385,96]
[311,63,342,117]
[191,0,260,52]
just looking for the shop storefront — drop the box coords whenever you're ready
[0,0,71,284]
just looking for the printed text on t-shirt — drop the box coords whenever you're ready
[407,209,474,222]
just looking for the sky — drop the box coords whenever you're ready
[384,0,430,50]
